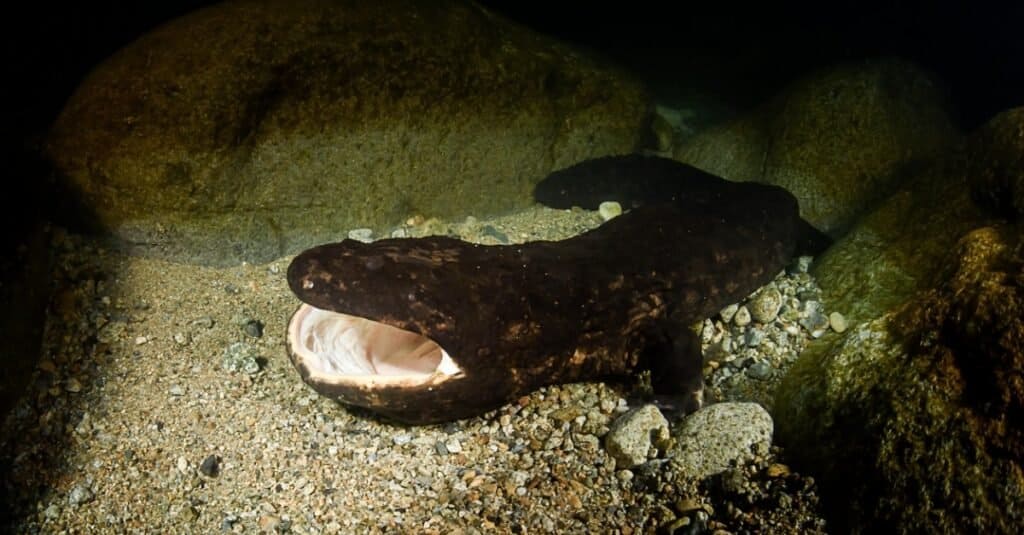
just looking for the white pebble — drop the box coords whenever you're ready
[733,306,751,327]
[598,201,622,221]
[44,503,61,520]
[347,228,374,242]
[829,311,848,333]
[67,485,94,506]
[444,439,463,453]
[719,304,739,324]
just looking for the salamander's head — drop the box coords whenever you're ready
[285,238,469,399]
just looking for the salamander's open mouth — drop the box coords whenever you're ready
[287,304,461,387]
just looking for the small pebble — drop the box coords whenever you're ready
[767,463,791,477]
[598,201,622,221]
[716,469,746,494]
[348,228,374,242]
[221,342,261,374]
[719,304,739,324]
[43,503,61,520]
[445,438,463,454]
[675,498,703,514]
[733,306,751,327]
[829,311,848,333]
[181,506,199,522]
[745,361,773,380]
[68,484,94,506]
[169,385,184,397]
[748,286,782,323]
[744,329,765,348]
[74,413,92,435]
[481,225,510,243]
[65,378,83,393]
[258,515,281,531]
[242,319,264,338]
[200,455,220,477]
[799,301,830,338]
[605,404,669,468]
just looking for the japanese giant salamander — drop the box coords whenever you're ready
[285,155,823,424]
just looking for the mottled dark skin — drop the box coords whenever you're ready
[534,153,729,210]
[535,154,832,256]
[286,159,803,425]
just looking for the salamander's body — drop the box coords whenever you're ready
[286,156,805,424]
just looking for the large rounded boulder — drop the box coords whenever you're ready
[674,57,957,236]
[775,108,1024,532]
[46,0,649,265]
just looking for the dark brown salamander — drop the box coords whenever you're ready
[285,155,811,424]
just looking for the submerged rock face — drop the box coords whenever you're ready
[775,109,1024,532]
[46,0,648,265]
[812,108,1020,327]
[779,226,1024,532]
[966,107,1024,219]
[674,57,958,236]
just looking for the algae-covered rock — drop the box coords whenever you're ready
[675,57,957,236]
[46,0,649,265]
[775,109,1024,531]
[813,107,1024,326]
[777,225,1024,532]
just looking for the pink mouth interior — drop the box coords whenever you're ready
[287,303,460,380]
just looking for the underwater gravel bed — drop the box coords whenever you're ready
[1,205,830,533]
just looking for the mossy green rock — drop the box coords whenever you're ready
[776,109,1024,531]
[813,108,1024,326]
[777,226,1024,532]
[46,0,649,265]
[674,57,957,236]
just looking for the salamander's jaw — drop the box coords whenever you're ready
[286,303,462,389]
